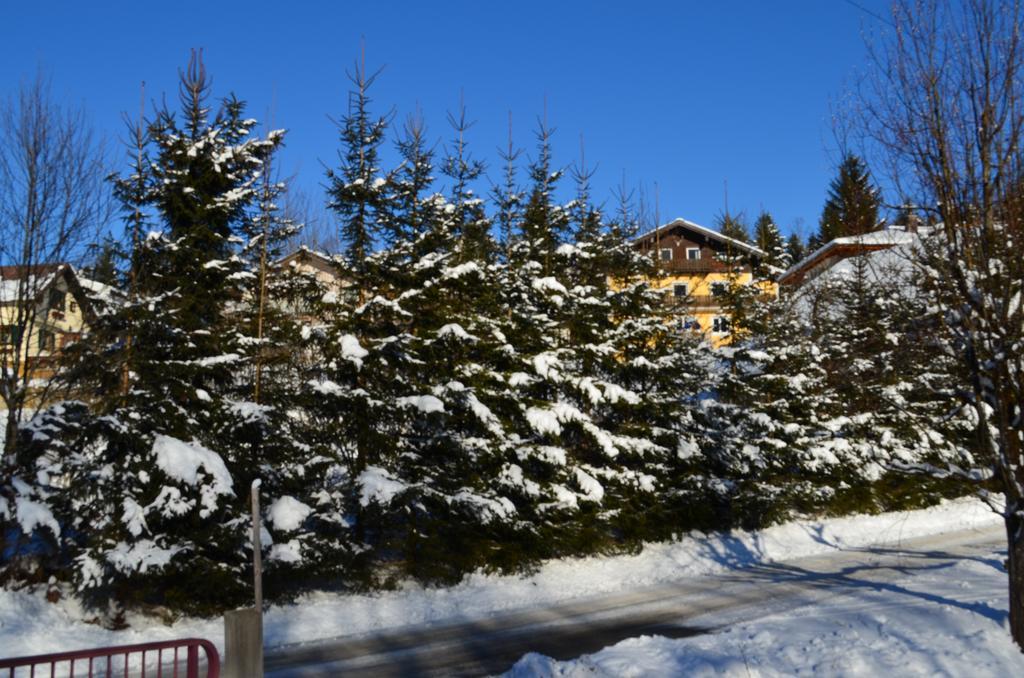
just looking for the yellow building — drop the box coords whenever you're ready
[633,218,777,346]
[0,263,100,381]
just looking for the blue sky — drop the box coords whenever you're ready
[2,1,892,241]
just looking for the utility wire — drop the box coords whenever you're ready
[841,0,897,28]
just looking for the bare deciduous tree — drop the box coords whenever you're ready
[0,73,110,453]
[283,185,338,254]
[862,0,1024,648]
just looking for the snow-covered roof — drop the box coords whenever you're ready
[779,226,931,285]
[634,217,769,258]
[0,264,69,304]
[276,246,336,267]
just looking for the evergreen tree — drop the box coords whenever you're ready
[326,59,392,293]
[443,104,493,264]
[491,114,522,263]
[83,238,121,286]
[786,232,807,263]
[29,52,324,615]
[716,211,750,244]
[752,210,788,273]
[813,153,880,247]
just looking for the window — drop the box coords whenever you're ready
[1,325,22,346]
[69,300,78,313]
[710,282,729,297]
[673,283,689,298]
[38,329,55,352]
[659,248,673,262]
[686,247,701,260]
[712,316,731,334]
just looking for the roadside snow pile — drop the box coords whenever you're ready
[506,554,1023,677]
[0,496,1003,659]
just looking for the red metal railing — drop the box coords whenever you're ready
[0,638,219,678]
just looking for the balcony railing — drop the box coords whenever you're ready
[663,293,776,308]
[652,258,749,273]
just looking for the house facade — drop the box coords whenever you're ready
[632,218,777,346]
[0,264,98,381]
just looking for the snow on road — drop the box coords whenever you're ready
[507,540,1022,677]
[0,496,1007,666]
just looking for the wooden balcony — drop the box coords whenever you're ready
[663,293,776,309]
[663,294,724,308]
[652,258,749,274]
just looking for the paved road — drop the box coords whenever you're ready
[264,524,1006,677]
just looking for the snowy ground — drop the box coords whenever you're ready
[0,496,1010,669]
[506,543,1022,677]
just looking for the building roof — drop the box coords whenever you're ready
[276,247,339,272]
[778,227,928,286]
[0,262,102,322]
[634,217,769,258]
[0,264,72,303]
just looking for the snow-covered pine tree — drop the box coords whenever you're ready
[491,113,523,263]
[496,126,710,556]
[786,232,807,264]
[364,108,533,581]
[796,253,969,514]
[29,52,305,615]
[486,121,603,553]
[325,56,392,298]
[314,52,405,476]
[305,57,417,582]
[693,288,833,527]
[752,210,788,272]
[566,167,716,544]
[229,138,359,597]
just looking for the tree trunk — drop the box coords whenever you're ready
[1006,503,1024,650]
[3,405,19,456]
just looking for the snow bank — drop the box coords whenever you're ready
[0,496,1002,660]
[507,554,1024,677]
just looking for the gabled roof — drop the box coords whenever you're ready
[0,262,102,322]
[276,247,337,269]
[634,217,769,258]
[0,263,74,304]
[779,227,927,285]
[0,263,66,280]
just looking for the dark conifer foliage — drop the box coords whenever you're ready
[813,153,880,248]
[752,210,787,272]
[326,58,392,288]
[786,232,807,264]
[716,211,750,244]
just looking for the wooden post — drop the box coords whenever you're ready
[220,479,265,678]
[251,479,263,613]
[224,608,262,678]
